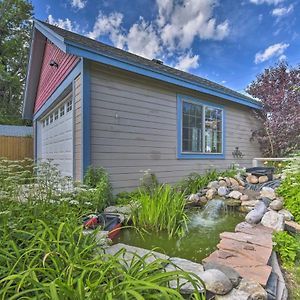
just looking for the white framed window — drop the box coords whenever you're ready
[60,105,65,117]
[54,110,59,120]
[49,114,53,124]
[66,99,72,112]
[178,96,224,159]
[45,117,49,126]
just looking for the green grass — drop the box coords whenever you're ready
[131,184,188,238]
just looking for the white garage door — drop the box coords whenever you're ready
[39,94,73,177]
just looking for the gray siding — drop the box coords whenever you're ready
[74,74,82,180]
[90,63,261,193]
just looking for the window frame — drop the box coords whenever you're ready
[177,95,225,159]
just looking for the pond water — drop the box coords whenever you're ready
[114,199,245,263]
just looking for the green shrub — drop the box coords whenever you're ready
[82,166,113,210]
[175,168,238,195]
[114,190,140,205]
[277,157,300,222]
[132,184,188,238]
[139,169,160,194]
[273,231,299,267]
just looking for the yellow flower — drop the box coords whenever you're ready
[278,163,282,167]
[263,161,268,165]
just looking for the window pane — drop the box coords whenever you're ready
[205,107,222,153]
[182,101,203,152]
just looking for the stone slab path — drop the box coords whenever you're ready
[203,222,274,287]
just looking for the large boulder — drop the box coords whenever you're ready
[215,288,251,300]
[258,176,268,184]
[238,279,267,300]
[240,194,249,201]
[206,188,217,200]
[260,187,276,200]
[245,201,267,224]
[228,191,243,200]
[261,211,285,231]
[208,181,219,189]
[246,175,259,184]
[200,269,233,295]
[203,261,241,288]
[269,199,283,211]
[229,177,239,187]
[278,209,294,221]
[218,186,228,197]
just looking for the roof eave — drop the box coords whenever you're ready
[64,40,262,109]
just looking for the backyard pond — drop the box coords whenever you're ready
[115,199,245,263]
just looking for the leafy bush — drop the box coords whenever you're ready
[139,169,160,194]
[114,190,140,205]
[82,166,113,210]
[131,184,188,238]
[277,156,300,222]
[273,231,299,268]
[175,168,237,195]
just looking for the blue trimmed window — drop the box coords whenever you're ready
[177,95,225,159]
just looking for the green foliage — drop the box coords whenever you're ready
[132,184,188,238]
[277,157,300,222]
[0,0,33,125]
[83,166,113,211]
[176,168,237,195]
[273,232,300,268]
[139,169,160,194]
[115,190,140,205]
[0,160,206,299]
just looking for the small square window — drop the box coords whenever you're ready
[49,114,53,123]
[54,110,59,120]
[66,100,72,112]
[60,105,65,117]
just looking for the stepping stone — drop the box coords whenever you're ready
[235,222,274,236]
[103,243,169,266]
[220,231,272,249]
[165,257,205,294]
[217,238,272,265]
[203,250,272,286]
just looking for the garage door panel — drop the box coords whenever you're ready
[39,95,73,177]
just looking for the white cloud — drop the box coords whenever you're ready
[87,12,125,48]
[86,1,229,71]
[126,17,161,59]
[249,0,284,5]
[174,51,199,72]
[279,54,287,60]
[159,0,229,50]
[272,4,294,17]
[47,15,75,31]
[71,0,87,9]
[254,43,289,63]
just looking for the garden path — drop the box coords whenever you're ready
[203,222,273,287]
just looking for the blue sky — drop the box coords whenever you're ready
[31,0,300,93]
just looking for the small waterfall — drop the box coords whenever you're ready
[190,199,225,227]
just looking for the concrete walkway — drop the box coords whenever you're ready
[203,222,274,287]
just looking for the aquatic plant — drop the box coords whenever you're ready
[131,184,188,238]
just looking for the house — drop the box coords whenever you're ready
[23,19,262,193]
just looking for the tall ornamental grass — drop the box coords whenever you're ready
[131,184,188,238]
